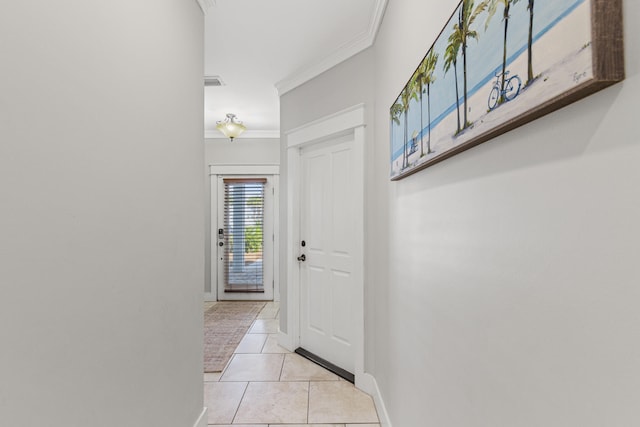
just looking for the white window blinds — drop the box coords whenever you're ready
[222,178,266,292]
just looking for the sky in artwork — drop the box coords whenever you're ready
[390,0,589,161]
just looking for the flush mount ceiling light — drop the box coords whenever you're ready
[216,113,246,141]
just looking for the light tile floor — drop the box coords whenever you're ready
[204,301,380,427]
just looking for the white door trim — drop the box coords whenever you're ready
[209,164,280,175]
[283,104,371,392]
[209,165,280,302]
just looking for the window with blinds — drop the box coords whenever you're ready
[222,178,266,292]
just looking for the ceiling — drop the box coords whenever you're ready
[203,0,386,139]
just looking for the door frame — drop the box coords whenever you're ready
[282,104,372,392]
[209,164,280,302]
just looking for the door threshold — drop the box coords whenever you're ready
[294,347,354,383]
[224,289,265,293]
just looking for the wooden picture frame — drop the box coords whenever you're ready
[389,0,624,181]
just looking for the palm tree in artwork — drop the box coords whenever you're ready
[526,0,535,84]
[411,67,427,157]
[444,32,462,134]
[390,97,404,168]
[400,77,421,168]
[390,100,403,129]
[422,50,438,155]
[456,0,487,129]
[412,51,438,157]
[399,87,412,169]
[484,0,521,102]
[407,69,426,157]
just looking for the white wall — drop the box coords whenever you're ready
[205,138,280,165]
[371,0,640,425]
[280,0,640,425]
[0,2,205,426]
[204,138,280,294]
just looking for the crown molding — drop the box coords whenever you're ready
[275,0,388,95]
[195,0,215,14]
[368,0,388,43]
[275,31,370,96]
[204,129,281,140]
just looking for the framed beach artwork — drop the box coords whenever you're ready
[390,0,624,180]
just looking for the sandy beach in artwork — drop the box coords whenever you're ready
[392,1,593,177]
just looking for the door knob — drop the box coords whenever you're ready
[297,254,306,262]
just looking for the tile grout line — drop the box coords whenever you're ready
[277,352,286,381]
[306,380,311,424]
[229,381,249,425]
[258,333,268,353]
[234,313,260,424]
[217,352,236,381]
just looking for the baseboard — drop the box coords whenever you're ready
[363,373,392,427]
[356,370,376,395]
[193,407,207,427]
[204,292,216,302]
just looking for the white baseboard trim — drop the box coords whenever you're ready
[277,330,295,352]
[356,371,375,395]
[364,373,392,427]
[193,407,207,427]
[204,292,216,302]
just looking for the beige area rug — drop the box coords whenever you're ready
[204,301,266,372]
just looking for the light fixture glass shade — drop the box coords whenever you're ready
[216,113,246,141]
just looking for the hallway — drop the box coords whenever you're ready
[203,302,380,426]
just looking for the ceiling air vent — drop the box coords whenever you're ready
[204,75,225,87]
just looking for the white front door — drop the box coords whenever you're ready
[216,175,275,301]
[299,134,357,373]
